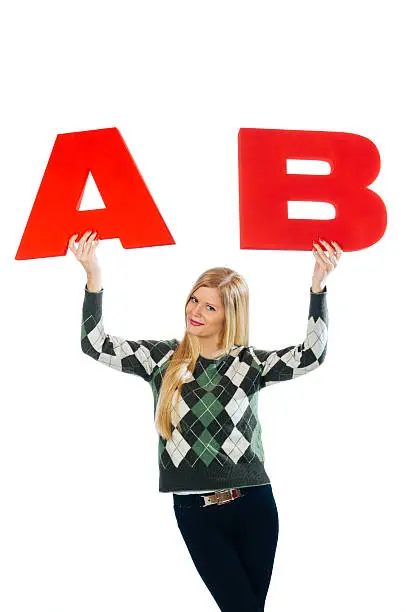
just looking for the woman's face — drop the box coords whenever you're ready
[186,286,225,342]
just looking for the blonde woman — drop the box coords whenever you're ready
[69,230,342,612]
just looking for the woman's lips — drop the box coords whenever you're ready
[190,319,204,326]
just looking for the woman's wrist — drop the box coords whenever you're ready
[86,273,103,292]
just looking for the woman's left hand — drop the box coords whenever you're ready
[312,239,343,292]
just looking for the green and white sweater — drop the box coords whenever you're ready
[81,284,328,494]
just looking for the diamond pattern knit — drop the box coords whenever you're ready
[81,284,328,493]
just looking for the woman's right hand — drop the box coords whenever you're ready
[68,230,101,276]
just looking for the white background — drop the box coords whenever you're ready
[1,1,404,611]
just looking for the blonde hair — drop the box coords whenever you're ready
[155,267,249,441]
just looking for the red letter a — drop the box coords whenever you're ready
[15,127,175,260]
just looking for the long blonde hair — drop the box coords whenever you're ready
[155,267,249,441]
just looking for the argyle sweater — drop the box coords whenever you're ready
[81,283,328,494]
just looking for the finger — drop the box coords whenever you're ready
[313,242,329,260]
[327,242,341,265]
[313,243,334,268]
[319,239,336,258]
[68,234,79,254]
[82,232,97,254]
[78,230,93,244]
[319,239,339,267]
[312,248,323,263]
[314,240,336,259]
[312,248,324,262]
[77,230,94,253]
[312,250,332,272]
[331,240,343,257]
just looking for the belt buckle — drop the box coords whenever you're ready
[215,489,234,505]
[202,488,240,508]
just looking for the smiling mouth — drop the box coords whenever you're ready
[190,319,204,325]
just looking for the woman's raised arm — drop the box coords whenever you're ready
[70,230,176,381]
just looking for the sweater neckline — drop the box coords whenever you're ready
[171,340,239,363]
[198,345,237,363]
[198,354,225,363]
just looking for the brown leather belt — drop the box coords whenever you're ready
[202,487,244,507]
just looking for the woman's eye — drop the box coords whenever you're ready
[190,297,215,311]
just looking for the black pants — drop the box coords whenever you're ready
[173,483,279,611]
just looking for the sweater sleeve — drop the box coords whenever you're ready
[252,286,329,390]
[80,284,177,382]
